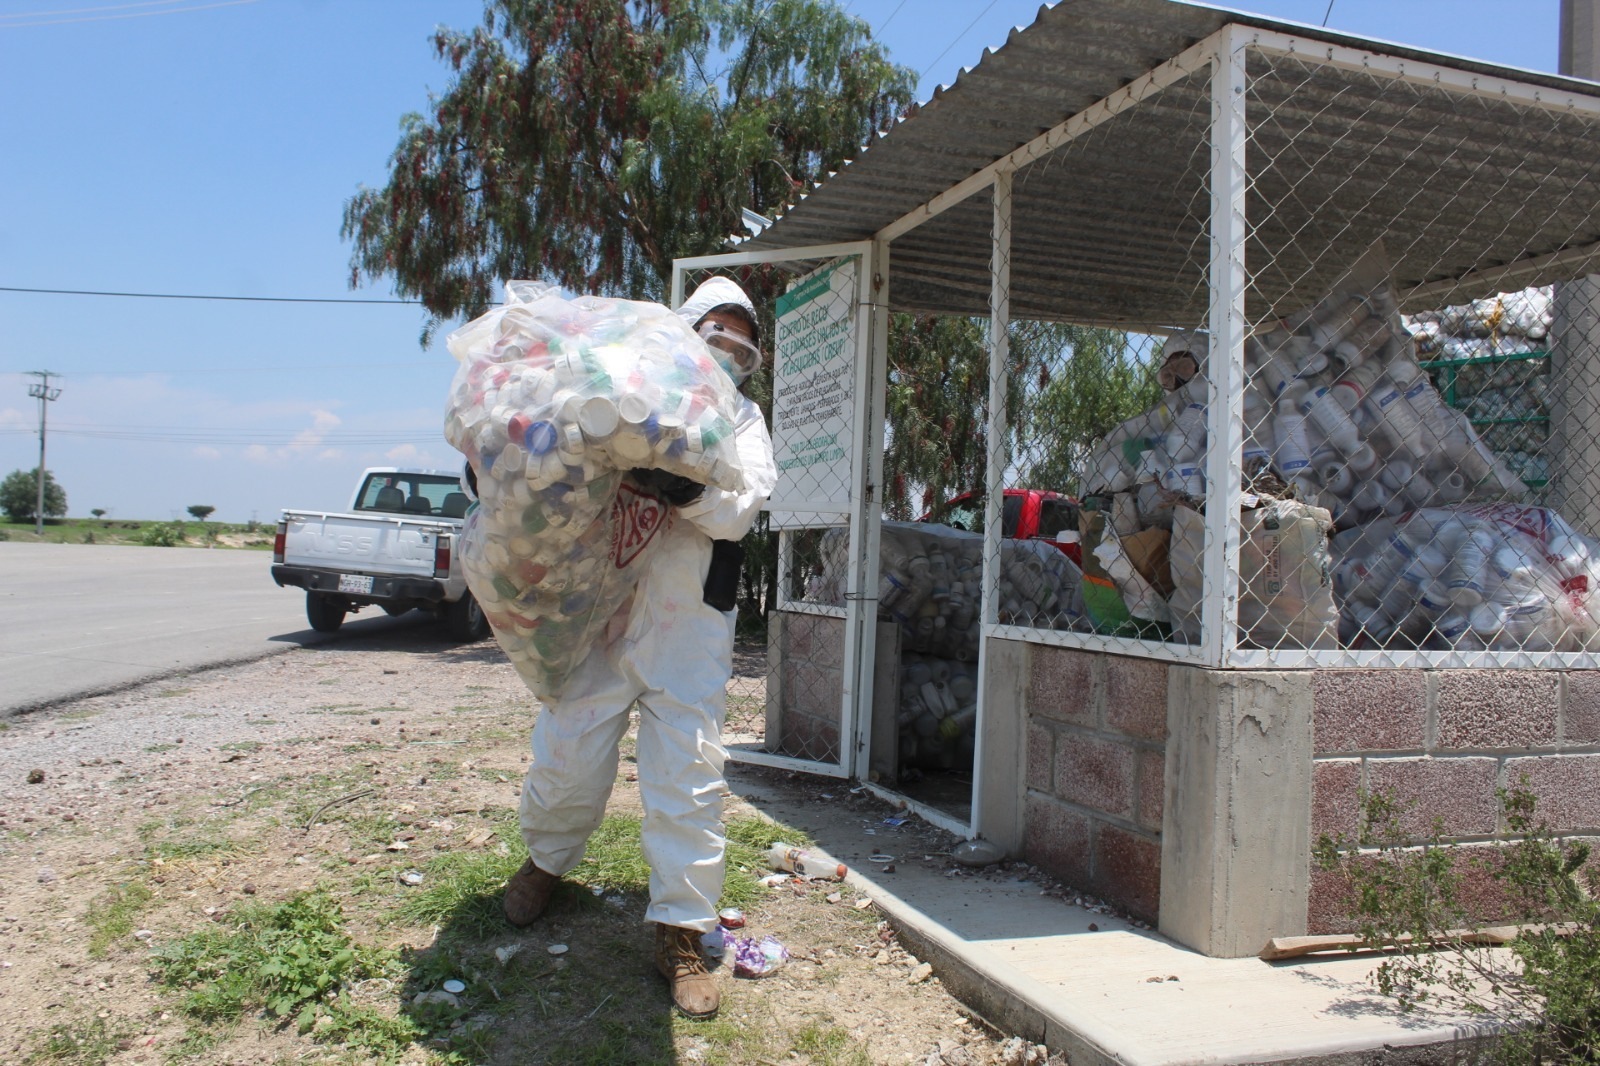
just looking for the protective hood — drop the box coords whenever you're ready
[675,277,758,342]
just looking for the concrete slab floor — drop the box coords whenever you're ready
[730,764,1497,1066]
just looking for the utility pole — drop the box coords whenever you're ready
[26,371,63,537]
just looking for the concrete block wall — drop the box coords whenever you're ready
[766,611,845,761]
[1308,668,1600,933]
[1022,646,1167,921]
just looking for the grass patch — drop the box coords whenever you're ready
[22,1014,132,1065]
[152,889,387,1028]
[394,817,525,937]
[86,880,154,957]
[144,743,178,753]
[219,740,262,753]
[158,688,193,698]
[147,835,239,863]
[792,1020,874,1065]
[245,718,279,727]
[392,811,809,937]
[341,741,387,754]
[58,708,102,720]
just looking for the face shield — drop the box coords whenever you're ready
[698,319,762,384]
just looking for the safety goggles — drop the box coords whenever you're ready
[697,320,762,381]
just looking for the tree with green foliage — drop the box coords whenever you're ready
[187,505,216,523]
[1014,324,1163,493]
[342,0,915,337]
[344,0,914,629]
[90,508,107,522]
[882,317,1160,519]
[0,468,67,523]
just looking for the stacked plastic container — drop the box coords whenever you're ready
[813,521,1086,767]
[445,282,747,697]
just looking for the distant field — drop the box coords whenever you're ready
[0,518,274,550]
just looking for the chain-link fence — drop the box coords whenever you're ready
[1226,41,1600,668]
[906,32,1600,672]
[677,254,866,767]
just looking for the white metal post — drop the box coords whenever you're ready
[973,169,1013,839]
[1204,28,1248,668]
[849,238,892,772]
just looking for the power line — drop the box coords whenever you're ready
[2,0,197,20]
[0,361,441,377]
[877,0,909,35]
[918,0,1001,83]
[0,425,441,446]
[0,285,421,305]
[0,0,258,30]
[1322,0,1336,27]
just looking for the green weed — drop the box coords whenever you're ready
[86,880,153,957]
[152,889,379,1026]
[22,1014,131,1065]
[144,743,178,753]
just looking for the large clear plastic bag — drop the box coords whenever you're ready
[1331,504,1600,651]
[446,282,749,697]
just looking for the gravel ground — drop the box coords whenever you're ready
[0,622,1064,1065]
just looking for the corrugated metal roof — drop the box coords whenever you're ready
[743,0,1600,326]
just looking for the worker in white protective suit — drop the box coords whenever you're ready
[500,277,776,1020]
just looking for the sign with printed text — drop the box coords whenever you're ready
[768,257,857,529]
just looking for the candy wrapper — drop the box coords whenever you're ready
[731,935,789,978]
[447,281,749,697]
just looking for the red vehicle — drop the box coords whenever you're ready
[918,488,1082,564]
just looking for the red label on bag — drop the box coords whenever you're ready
[611,483,669,569]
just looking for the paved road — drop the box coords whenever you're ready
[0,542,423,716]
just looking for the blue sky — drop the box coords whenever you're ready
[0,0,1565,523]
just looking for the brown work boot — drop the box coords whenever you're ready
[502,859,559,927]
[654,922,720,1019]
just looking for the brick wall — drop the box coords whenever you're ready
[1309,668,1600,933]
[1022,646,1167,921]
[766,611,845,761]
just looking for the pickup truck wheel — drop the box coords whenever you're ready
[446,593,489,642]
[306,592,347,633]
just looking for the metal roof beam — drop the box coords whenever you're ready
[875,29,1223,245]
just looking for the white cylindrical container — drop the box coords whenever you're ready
[1298,386,1362,455]
[1272,397,1314,481]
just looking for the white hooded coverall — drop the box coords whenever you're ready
[519,280,777,932]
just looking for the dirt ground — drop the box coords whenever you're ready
[0,621,1063,1066]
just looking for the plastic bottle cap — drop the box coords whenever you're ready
[577,396,619,439]
[523,420,558,454]
[617,391,652,426]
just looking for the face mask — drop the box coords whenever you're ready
[698,320,762,383]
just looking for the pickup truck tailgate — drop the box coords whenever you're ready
[281,512,450,578]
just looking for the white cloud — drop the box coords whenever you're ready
[193,446,221,460]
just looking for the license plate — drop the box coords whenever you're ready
[338,574,374,595]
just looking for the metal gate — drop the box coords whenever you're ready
[672,241,887,779]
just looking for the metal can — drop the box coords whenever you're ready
[717,907,746,929]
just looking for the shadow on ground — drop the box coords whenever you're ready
[270,609,498,655]
[390,864,682,1064]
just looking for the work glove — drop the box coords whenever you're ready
[629,468,705,507]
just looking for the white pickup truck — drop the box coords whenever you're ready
[271,467,489,641]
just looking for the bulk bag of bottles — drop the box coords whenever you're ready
[445,281,749,697]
